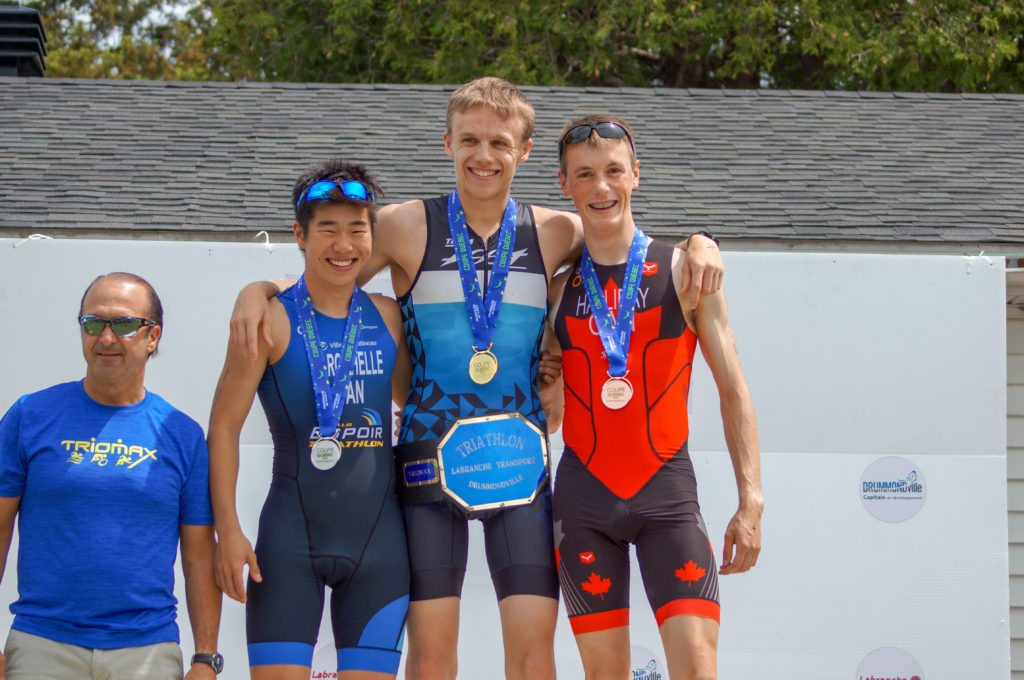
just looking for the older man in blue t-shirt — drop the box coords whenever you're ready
[0,273,223,680]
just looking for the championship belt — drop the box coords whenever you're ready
[396,412,548,516]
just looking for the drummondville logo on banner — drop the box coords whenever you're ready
[860,456,927,523]
[856,645,924,680]
[631,646,664,680]
[632,658,661,680]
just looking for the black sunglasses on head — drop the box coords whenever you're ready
[78,314,156,338]
[558,121,635,163]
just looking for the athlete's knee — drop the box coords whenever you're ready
[505,644,555,680]
[404,633,458,680]
[581,657,630,680]
[404,650,457,680]
[665,640,717,680]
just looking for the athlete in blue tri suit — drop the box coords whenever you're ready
[396,194,555,602]
[208,160,412,680]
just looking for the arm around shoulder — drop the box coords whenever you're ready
[229,279,294,367]
[533,206,584,278]
[358,200,427,291]
[674,233,724,311]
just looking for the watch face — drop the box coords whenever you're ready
[193,653,224,674]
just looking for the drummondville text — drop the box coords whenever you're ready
[454,432,527,458]
[468,474,524,490]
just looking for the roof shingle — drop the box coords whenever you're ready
[3,77,1024,249]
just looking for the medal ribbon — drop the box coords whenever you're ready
[580,227,650,377]
[446,189,517,353]
[288,275,362,436]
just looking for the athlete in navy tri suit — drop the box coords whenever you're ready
[228,78,726,680]
[547,116,762,680]
[208,160,412,680]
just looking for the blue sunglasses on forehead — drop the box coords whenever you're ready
[297,180,375,206]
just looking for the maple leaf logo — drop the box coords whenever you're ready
[579,551,595,564]
[581,572,611,599]
[675,560,706,587]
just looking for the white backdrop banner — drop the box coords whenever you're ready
[0,239,1009,679]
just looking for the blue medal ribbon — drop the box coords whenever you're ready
[446,189,517,354]
[288,275,362,436]
[580,227,651,377]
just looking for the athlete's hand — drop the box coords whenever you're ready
[229,282,278,367]
[537,350,563,386]
[215,528,261,603]
[0,649,6,679]
[184,662,217,680]
[678,234,723,311]
[720,503,761,575]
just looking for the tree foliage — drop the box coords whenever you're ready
[28,0,1024,92]
[26,0,219,79]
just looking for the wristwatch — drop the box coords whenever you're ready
[685,230,720,248]
[191,653,224,674]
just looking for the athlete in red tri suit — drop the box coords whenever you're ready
[547,115,762,680]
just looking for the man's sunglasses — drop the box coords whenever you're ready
[297,180,375,206]
[78,315,157,338]
[558,121,635,163]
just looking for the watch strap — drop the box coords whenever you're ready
[191,653,224,674]
[686,230,720,248]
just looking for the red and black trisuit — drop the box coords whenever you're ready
[552,238,720,635]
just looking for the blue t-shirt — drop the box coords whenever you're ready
[0,380,213,649]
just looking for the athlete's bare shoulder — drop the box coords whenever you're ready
[367,292,404,339]
[367,291,400,319]
[531,205,584,279]
[378,199,427,238]
[363,199,429,293]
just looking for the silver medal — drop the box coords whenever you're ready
[310,437,342,470]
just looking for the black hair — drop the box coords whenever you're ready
[292,159,384,236]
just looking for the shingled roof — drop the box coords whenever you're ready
[3,76,1024,252]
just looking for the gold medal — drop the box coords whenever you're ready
[469,347,499,385]
[601,376,633,410]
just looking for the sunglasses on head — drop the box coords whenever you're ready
[558,121,635,163]
[297,180,375,206]
[78,315,156,338]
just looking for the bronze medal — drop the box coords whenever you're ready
[601,376,633,410]
[468,348,499,385]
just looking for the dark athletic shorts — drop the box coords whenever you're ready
[246,476,410,674]
[403,488,559,602]
[552,451,720,635]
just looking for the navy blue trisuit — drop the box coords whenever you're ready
[247,285,409,674]
[396,195,558,602]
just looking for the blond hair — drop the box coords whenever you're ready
[446,77,535,143]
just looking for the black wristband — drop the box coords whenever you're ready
[686,231,720,248]
[191,653,224,674]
